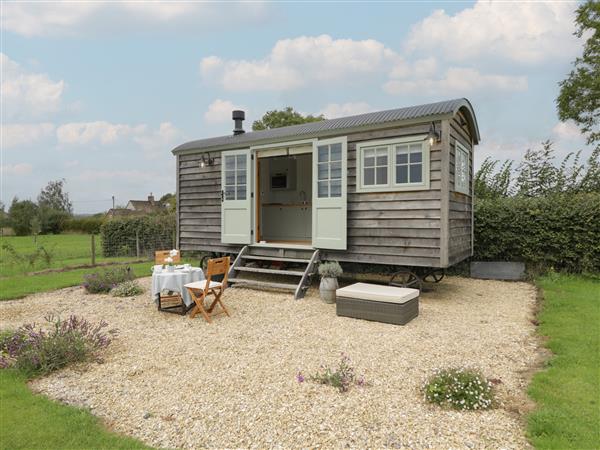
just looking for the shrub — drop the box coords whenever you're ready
[474,193,600,273]
[38,207,71,234]
[1,242,55,273]
[83,267,134,294]
[423,368,495,410]
[318,261,343,278]
[0,315,114,377]
[64,217,104,234]
[100,214,175,257]
[299,354,366,393]
[110,280,144,297]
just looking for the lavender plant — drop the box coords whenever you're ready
[83,266,134,294]
[0,315,115,376]
[423,368,495,410]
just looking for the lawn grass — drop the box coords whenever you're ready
[528,274,600,450]
[0,262,152,300]
[0,370,151,450]
[0,234,134,278]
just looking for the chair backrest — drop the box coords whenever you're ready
[206,256,230,289]
[155,250,181,264]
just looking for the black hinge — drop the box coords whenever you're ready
[251,192,254,198]
[251,230,254,235]
[251,154,254,160]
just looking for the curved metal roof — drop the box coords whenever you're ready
[172,98,479,154]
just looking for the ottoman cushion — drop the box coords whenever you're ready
[336,282,419,303]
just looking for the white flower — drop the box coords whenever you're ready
[165,257,174,264]
[169,249,179,257]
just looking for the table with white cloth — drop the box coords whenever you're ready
[151,267,205,307]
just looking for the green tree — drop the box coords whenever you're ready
[37,179,73,213]
[159,193,176,211]
[557,0,600,148]
[252,107,325,131]
[474,157,514,199]
[8,198,38,236]
[37,179,73,234]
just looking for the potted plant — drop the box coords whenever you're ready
[318,261,343,303]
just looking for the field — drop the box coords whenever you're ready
[527,274,600,449]
[0,234,157,300]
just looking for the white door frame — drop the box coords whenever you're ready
[220,148,253,244]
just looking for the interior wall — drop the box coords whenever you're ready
[259,153,312,242]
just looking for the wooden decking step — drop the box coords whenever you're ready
[228,278,297,291]
[236,266,305,276]
[241,255,310,264]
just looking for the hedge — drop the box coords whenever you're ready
[63,217,104,234]
[474,193,600,273]
[100,214,176,258]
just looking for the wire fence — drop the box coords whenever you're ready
[0,232,178,277]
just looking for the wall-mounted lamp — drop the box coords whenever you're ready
[428,122,441,146]
[199,153,214,168]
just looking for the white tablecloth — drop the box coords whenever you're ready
[151,267,204,306]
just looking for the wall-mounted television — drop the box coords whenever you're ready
[271,173,288,189]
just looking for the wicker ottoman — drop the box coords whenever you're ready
[336,283,419,325]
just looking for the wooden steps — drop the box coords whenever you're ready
[228,278,298,291]
[228,246,320,299]
[235,266,306,277]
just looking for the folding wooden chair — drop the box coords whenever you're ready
[184,256,230,323]
[155,249,184,314]
[155,250,181,264]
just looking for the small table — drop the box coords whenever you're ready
[151,267,205,307]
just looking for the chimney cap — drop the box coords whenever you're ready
[232,110,245,120]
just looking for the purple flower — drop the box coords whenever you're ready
[296,371,305,383]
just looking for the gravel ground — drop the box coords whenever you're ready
[0,276,539,449]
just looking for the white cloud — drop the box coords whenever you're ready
[317,102,375,119]
[405,1,579,64]
[133,122,185,158]
[56,121,143,145]
[55,120,183,158]
[200,34,400,91]
[1,53,65,119]
[1,2,270,37]
[1,163,33,175]
[1,123,55,148]
[552,121,583,141]
[204,99,247,124]
[384,67,527,95]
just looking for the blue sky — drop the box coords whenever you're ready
[1,1,591,213]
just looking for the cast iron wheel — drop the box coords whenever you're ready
[389,270,422,290]
[423,269,445,283]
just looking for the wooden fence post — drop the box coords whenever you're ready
[136,231,140,259]
[91,234,96,266]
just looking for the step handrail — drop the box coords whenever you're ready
[228,245,248,279]
[294,249,320,300]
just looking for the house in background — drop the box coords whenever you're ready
[106,194,167,218]
[172,99,479,298]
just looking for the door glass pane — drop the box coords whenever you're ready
[397,165,408,184]
[318,181,329,197]
[225,170,235,185]
[376,167,387,184]
[330,143,342,161]
[330,161,342,179]
[364,167,375,185]
[237,185,246,200]
[225,155,235,170]
[225,186,235,200]
[237,171,246,184]
[236,154,246,170]
[410,164,422,183]
[330,179,342,197]
[318,146,329,163]
[318,163,329,180]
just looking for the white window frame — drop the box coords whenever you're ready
[454,141,470,195]
[355,135,430,193]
